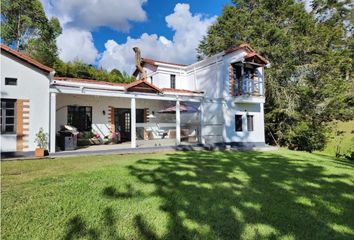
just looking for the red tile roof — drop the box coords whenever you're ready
[162,88,203,94]
[245,52,268,64]
[53,77,127,86]
[1,44,54,73]
[142,58,187,67]
[53,77,203,95]
[224,43,255,55]
[125,80,163,93]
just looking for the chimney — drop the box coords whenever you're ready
[133,47,147,80]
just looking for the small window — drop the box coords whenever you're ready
[150,76,153,85]
[1,99,17,133]
[247,115,254,131]
[5,78,17,86]
[170,74,176,89]
[235,115,242,132]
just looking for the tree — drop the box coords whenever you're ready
[1,0,62,66]
[198,0,353,152]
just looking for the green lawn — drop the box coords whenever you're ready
[1,150,354,240]
[323,120,354,157]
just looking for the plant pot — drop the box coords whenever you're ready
[35,148,45,157]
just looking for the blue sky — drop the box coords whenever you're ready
[92,0,230,53]
[41,0,231,73]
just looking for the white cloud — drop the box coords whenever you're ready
[41,0,147,31]
[57,28,98,64]
[41,0,147,64]
[99,3,216,73]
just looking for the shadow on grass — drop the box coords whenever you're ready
[63,215,99,240]
[62,150,354,239]
[128,151,354,239]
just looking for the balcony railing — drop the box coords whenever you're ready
[235,76,264,96]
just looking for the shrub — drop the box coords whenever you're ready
[288,122,327,153]
[34,128,48,149]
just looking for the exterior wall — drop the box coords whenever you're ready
[143,49,266,145]
[1,52,50,152]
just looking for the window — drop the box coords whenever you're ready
[5,78,17,86]
[170,74,176,89]
[67,106,92,131]
[150,76,153,85]
[1,99,16,133]
[235,115,242,132]
[247,115,254,131]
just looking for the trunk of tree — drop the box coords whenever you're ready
[16,11,21,50]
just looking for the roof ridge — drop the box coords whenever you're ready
[0,44,54,73]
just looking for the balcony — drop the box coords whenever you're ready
[234,75,265,103]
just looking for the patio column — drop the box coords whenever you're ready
[131,97,136,148]
[49,92,56,153]
[176,99,181,145]
[200,101,205,144]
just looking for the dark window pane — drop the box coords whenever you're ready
[170,74,176,89]
[5,125,14,132]
[6,109,14,116]
[235,115,243,132]
[67,105,92,131]
[5,117,14,124]
[5,78,17,86]
[5,101,15,108]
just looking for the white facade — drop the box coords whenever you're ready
[1,49,53,152]
[142,47,267,146]
[1,43,267,153]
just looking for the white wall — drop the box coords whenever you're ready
[1,52,51,152]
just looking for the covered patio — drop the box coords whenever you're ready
[49,78,204,153]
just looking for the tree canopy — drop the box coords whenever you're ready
[1,0,62,67]
[198,0,354,152]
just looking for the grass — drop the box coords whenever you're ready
[323,120,354,156]
[1,149,354,240]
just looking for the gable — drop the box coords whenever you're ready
[125,80,162,94]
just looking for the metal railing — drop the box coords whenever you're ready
[235,76,264,96]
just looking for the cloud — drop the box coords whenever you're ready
[41,0,147,31]
[56,28,98,64]
[41,0,147,64]
[99,3,216,73]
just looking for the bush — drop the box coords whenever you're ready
[288,122,327,153]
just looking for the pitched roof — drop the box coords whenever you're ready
[142,58,187,67]
[53,77,126,86]
[224,43,255,55]
[0,44,54,73]
[125,80,163,93]
[244,52,268,65]
[161,88,203,94]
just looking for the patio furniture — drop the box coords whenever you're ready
[145,126,166,140]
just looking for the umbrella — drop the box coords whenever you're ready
[158,103,199,114]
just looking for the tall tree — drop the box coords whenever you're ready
[1,0,62,66]
[198,0,353,151]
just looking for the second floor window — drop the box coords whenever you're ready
[5,78,17,86]
[150,76,153,85]
[1,99,16,133]
[170,74,176,89]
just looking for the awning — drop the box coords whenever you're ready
[158,103,199,114]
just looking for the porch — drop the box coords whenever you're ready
[49,79,204,153]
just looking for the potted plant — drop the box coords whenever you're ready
[34,128,49,157]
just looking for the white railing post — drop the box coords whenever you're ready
[176,100,181,145]
[131,97,136,148]
[49,92,56,153]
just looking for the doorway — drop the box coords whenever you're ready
[115,108,144,142]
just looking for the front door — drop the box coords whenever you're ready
[115,108,145,142]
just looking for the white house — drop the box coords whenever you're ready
[1,43,268,154]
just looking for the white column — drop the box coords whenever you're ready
[49,92,56,153]
[131,97,136,148]
[200,101,205,144]
[176,100,181,145]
